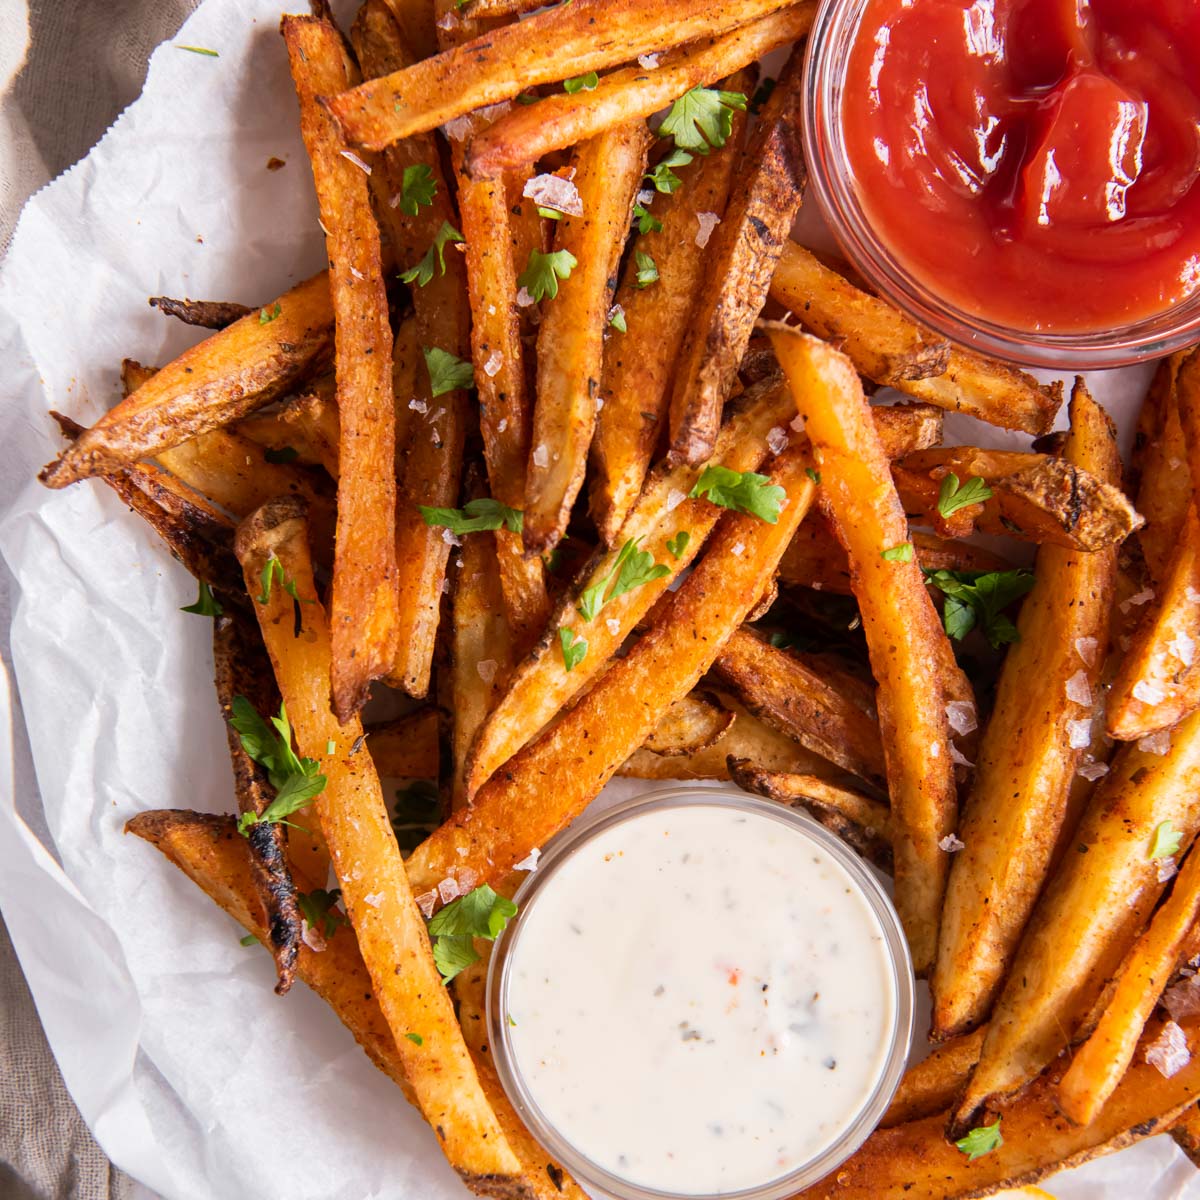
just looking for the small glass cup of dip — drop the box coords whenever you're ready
[487,787,914,1200]
[802,0,1200,371]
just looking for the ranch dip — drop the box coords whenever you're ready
[491,793,909,1198]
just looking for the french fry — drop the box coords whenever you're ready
[40,271,334,488]
[407,444,817,896]
[931,380,1120,1039]
[149,295,254,330]
[464,8,812,177]
[234,497,522,1183]
[1059,845,1200,1125]
[893,445,1143,551]
[881,1029,985,1128]
[667,48,806,465]
[322,0,802,150]
[952,706,1200,1136]
[765,324,968,975]
[365,707,440,780]
[1135,353,1190,584]
[1172,1102,1200,1168]
[769,240,1062,435]
[273,391,341,478]
[235,399,336,474]
[523,121,652,554]
[714,628,886,784]
[284,16,400,721]
[589,71,750,544]
[642,692,735,756]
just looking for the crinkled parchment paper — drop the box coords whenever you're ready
[0,0,1195,1195]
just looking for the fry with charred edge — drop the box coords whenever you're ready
[727,757,892,872]
[797,1016,1200,1199]
[321,0,801,150]
[951,706,1200,1137]
[881,1029,985,1128]
[892,445,1143,552]
[642,692,734,757]
[149,296,254,330]
[365,708,440,780]
[1172,1102,1200,1168]
[931,380,1120,1040]
[779,523,1014,595]
[467,379,941,798]
[715,628,886,784]
[523,121,651,555]
[39,271,333,488]
[769,240,1062,435]
[212,609,302,994]
[668,47,807,466]
[1135,354,1190,584]
[284,16,399,721]
[589,71,750,545]
[1059,845,1200,1125]
[464,8,812,177]
[766,324,966,976]
[408,445,817,896]
[233,497,521,1181]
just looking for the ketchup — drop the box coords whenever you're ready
[841,0,1200,333]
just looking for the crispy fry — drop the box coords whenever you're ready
[769,240,1061,435]
[667,48,806,465]
[235,399,336,474]
[234,497,521,1182]
[952,706,1200,1135]
[589,72,750,545]
[931,380,1120,1039]
[523,121,652,554]
[464,8,812,176]
[1136,353,1190,583]
[881,1030,985,1128]
[40,271,334,488]
[1059,846,1200,1125]
[284,16,399,721]
[715,628,885,784]
[322,0,802,150]
[407,444,817,896]
[365,707,440,779]
[273,391,341,477]
[893,445,1143,551]
[149,295,254,330]
[766,324,967,975]
[642,692,735,756]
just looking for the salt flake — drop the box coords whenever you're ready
[301,922,327,953]
[477,659,498,684]
[522,173,583,217]
[665,488,686,512]
[484,350,504,377]
[637,52,660,68]
[1164,976,1200,1022]
[766,426,789,455]
[516,286,536,307]
[1067,718,1093,749]
[731,542,745,558]
[636,188,655,207]
[441,528,462,547]
[340,149,372,175]
[1138,730,1171,756]
[364,891,385,908]
[1159,858,1179,884]
[441,115,473,142]
[949,743,974,768]
[945,700,978,736]
[1121,587,1155,613]
[409,398,428,414]
[1065,670,1092,706]
[515,847,542,873]
[532,443,550,469]
[497,418,508,433]
[1074,637,1100,667]
[1133,680,1165,705]
[1169,631,1196,667]
[606,617,621,636]
[415,891,438,919]
[456,867,479,892]
[695,211,721,248]
[1146,1020,1191,1078]
[939,834,965,853]
[1076,760,1110,782]
[437,877,461,906]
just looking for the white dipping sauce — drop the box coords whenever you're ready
[500,803,898,1196]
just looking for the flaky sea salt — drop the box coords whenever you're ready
[637,52,660,68]
[1065,669,1092,706]
[532,443,550,468]
[930,741,940,759]
[301,923,327,953]
[606,617,621,636]
[456,867,479,892]
[665,488,686,512]
[1074,636,1100,667]
[1139,730,1171,756]
[1133,679,1165,704]
[477,659,498,684]
[437,877,461,906]
[939,834,965,853]
[945,700,978,736]
[441,528,461,547]
[1159,858,1179,884]
[636,188,655,206]
[409,397,428,414]
[515,848,542,873]
[1146,1020,1191,1078]
[731,542,745,557]
[790,413,806,432]
[1170,631,1196,667]
[497,417,508,433]
[949,743,974,768]
[484,350,504,377]
[442,115,472,142]
[1077,760,1110,781]
[429,406,446,424]
[1067,718,1092,749]
[523,173,583,217]
[415,890,438,919]
[695,211,721,248]
[1121,587,1155,613]
[766,426,789,455]
[340,149,372,174]
[516,286,535,307]
[364,891,385,908]
[1165,976,1200,1022]
[348,265,364,280]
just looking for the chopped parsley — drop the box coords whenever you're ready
[559,627,588,671]
[397,163,437,216]
[419,498,523,535]
[258,302,281,325]
[633,203,662,235]
[427,884,518,983]
[257,555,304,606]
[518,248,578,302]
[423,346,475,397]
[239,933,259,947]
[392,780,441,855]
[537,205,563,220]
[936,473,994,519]
[955,1119,1002,1161]
[577,537,669,622]
[181,580,223,617]
[176,44,219,57]
[666,530,690,559]
[297,887,346,939]
[644,147,693,194]
[400,220,464,288]
[405,1032,424,1046]
[609,306,627,333]
[563,72,599,94]
[658,86,747,153]
[805,467,821,484]
[1150,820,1182,861]
[924,568,1036,649]
[634,250,659,288]
[689,465,784,524]
[881,542,914,562]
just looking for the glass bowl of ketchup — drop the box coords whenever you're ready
[803,0,1200,369]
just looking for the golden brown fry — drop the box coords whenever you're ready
[523,121,651,554]
[667,48,806,465]
[285,16,399,721]
[408,445,817,896]
[642,692,735,757]
[766,324,966,976]
[40,272,333,488]
[881,1029,985,1128]
[1172,1102,1200,1168]
[931,380,1120,1040]
[149,295,254,330]
[365,707,440,779]
[893,445,1143,552]
[953,707,1200,1135]
[272,392,341,477]
[322,0,801,150]
[464,8,812,176]
[769,241,1062,435]
[715,628,885,784]
[589,72,750,545]
[1136,353,1190,583]
[1059,847,1200,1126]
[234,498,521,1182]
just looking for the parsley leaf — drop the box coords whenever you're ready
[689,466,784,524]
[924,568,1036,649]
[559,627,587,671]
[259,302,281,325]
[240,933,259,946]
[659,86,747,153]
[518,248,578,302]
[608,305,627,333]
[644,147,693,194]
[427,884,518,983]
[297,887,346,940]
[633,203,662,235]
[400,220,463,287]
[576,537,668,621]
[634,250,659,288]
[405,1032,424,1045]
[805,467,821,484]
[537,205,563,220]
[936,473,994,519]
[419,498,523,535]
[230,697,326,835]
[392,780,440,855]
[423,346,475,397]
[563,72,598,93]
[666,530,690,559]
[177,44,219,57]
[181,580,223,617]
[256,555,304,606]
[881,542,914,562]
[955,1119,1002,1161]
[1150,820,1182,860]
[398,163,437,216]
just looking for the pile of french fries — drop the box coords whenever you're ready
[36,0,1200,1194]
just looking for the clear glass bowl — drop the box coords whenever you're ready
[486,787,915,1200]
[802,0,1200,371]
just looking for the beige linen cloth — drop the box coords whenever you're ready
[0,3,196,1196]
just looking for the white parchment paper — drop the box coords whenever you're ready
[0,1,1195,1196]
